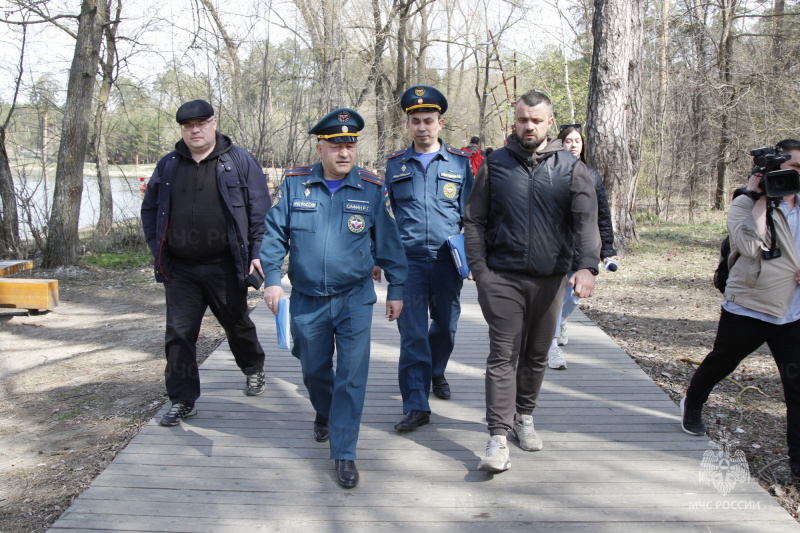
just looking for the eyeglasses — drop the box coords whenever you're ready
[180,118,215,131]
[559,123,582,130]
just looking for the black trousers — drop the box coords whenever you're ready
[163,257,265,405]
[687,308,800,467]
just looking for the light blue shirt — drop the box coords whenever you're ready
[724,194,800,324]
[415,151,437,171]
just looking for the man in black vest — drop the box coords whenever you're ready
[464,90,601,471]
[142,99,271,427]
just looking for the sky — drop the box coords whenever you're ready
[0,0,570,106]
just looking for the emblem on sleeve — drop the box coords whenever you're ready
[442,182,458,199]
[347,214,366,233]
[385,199,395,219]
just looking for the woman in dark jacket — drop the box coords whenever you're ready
[548,124,617,369]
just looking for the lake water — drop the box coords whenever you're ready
[12,169,151,237]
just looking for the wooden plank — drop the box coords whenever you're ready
[48,281,799,532]
[0,259,33,277]
[0,278,59,309]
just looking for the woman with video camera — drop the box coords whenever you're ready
[681,139,800,482]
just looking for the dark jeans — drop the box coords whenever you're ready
[475,269,565,436]
[687,308,800,466]
[163,257,265,405]
[397,258,463,413]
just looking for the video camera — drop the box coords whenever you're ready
[750,146,800,198]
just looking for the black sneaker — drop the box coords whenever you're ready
[680,397,705,436]
[245,371,266,396]
[160,401,197,426]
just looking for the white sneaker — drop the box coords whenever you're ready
[548,345,567,370]
[512,414,544,451]
[478,436,511,472]
[557,321,568,345]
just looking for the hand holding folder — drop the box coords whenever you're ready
[446,234,470,279]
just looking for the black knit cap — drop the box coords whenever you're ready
[176,100,215,124]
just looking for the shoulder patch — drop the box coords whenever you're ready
[359,169,385,187]
[385,149,405,160]
[446,146,471,157]
[284,166,313,177]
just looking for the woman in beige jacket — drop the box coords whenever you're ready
[681,139,800,482]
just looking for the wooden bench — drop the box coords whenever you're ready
[0,278,59,310]
[0,260,59,311]
[0,260,34,277]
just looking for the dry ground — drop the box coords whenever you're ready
[1,212,799,531]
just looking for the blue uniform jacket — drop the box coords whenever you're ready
[261,163,407,300]
[384,141,474,260]
[141,145,271,286]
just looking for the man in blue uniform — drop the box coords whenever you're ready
[260,108,407,489]
[378,85,474,432]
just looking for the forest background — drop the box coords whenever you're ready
[0,0,798,265]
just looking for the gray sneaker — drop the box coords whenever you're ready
[478,436,511,472]
[548,345,567,370]
[160,401,197,426]
[557,321,568,346]
[512,414,544,451]
[245,371,266,396]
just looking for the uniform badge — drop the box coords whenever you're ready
[442,182,457,199]
[347,214,366,233]
[385,199,394,219]
[338,110,350,122]
[274,191,282,206]
[414,87,425,97]
[342,126,349,133]
[401,164,406,172]
[304,188,310,197]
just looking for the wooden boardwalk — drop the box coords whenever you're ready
[50,282,799,532]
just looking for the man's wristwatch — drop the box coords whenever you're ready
[586,267,599,276]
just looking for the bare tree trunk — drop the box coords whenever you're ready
[92,0,119,236]
[772,0,785,59]
[585,0,646,252]
[43,0,105,267]
[714,0,736,210]
[200,0,245,140]
[0,128,20,257]
[557,0,575,121]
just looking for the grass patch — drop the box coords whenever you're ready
[57,410,82,421]
[83,251,150,269]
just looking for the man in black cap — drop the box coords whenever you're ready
[378,85,473,432]
[142,99,271,427]
[261,108,407,488]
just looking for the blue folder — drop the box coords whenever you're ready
[447,234,470,279]
[276,298,292,350]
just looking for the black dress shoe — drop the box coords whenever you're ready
[335,460,359,488]
[314,413,329,443]
[394,410,431,431]
[432,375,451,400]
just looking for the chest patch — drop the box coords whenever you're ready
[344,202,370,213]
[347,214,366,233]
[291,200,318,211]
[442,182,458,199]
